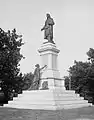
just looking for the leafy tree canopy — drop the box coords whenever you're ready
[65,48,94,103]
[22,72,34,90]
[0,28,24,101]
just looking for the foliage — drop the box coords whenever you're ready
[87,48,94,64]
[68,61,90,91]
[65,48,94,104]
[64,76,70,90]
[0,28,24,101]
[22,72,34,90]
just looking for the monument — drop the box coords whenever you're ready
[4,14,92,110]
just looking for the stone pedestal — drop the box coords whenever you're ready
[38,42,65,90]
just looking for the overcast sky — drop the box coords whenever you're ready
[0,0,94,77]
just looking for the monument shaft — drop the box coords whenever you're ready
[38,42,65,90]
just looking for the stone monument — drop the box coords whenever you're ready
[4,14,92,110]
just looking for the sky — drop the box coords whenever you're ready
[0,0,94,77]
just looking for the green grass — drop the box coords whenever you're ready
[0,106,94,120]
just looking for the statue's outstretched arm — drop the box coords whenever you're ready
[40,65,47,70]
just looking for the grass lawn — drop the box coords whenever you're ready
[0,106,94,120]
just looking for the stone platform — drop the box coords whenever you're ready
[4,89,92,110]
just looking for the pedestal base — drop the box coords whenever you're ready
[4,89,92,110]
[39,77,65,90]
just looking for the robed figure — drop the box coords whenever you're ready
[41,13,55,43]
[28,64,47,90]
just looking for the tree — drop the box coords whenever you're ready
[0,28,24,101]
[68,60,90,91]
[22,72,34,90]
[86,48,94,101]
[87,48,94,64]
[64,76,70,90]
[66,48,94,104]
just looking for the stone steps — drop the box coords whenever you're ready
[22,90,76,94]
[4,104,57,110]
[4,102,91,110]
[4,89,92,110]
[12,96,84,101]
[7,98,88,105]
[18,90,79,98]
[13,90,82,101]
[7,101,88,107]
[58,103,92,109]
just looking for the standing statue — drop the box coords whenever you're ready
[41,13,55,43]
[28,64,47,90]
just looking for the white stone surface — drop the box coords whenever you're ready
[4,89,92,110]
[38,42,59,72]
[38,42,64,89]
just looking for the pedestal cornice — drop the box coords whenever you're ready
[38,42,60,54]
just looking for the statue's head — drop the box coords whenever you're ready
[35,64,40,68]
[46,13,50,18]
